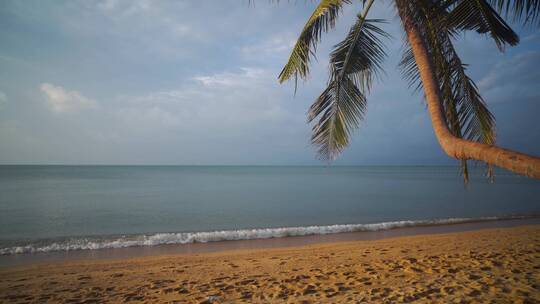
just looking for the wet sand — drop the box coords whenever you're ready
[1,224,540,303]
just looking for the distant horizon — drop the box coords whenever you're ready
[0,163,500,168]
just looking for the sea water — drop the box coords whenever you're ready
[0,165,539,255]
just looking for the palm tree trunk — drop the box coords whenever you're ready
[398,6,540,179]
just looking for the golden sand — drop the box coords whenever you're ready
[1,225,539,303]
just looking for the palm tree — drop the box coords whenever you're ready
[278,0,540,182]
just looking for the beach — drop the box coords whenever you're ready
[1,224,539,303]
[2,0,540,302]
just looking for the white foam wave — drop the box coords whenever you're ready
[0,216,529,255]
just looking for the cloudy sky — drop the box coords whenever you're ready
[0,0,538,165]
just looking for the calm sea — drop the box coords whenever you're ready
[0,165,539,255]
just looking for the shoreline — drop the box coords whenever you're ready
[2,216,539,267]
[1,224,539,303]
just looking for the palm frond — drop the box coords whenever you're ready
[399,0,496,183]
[448,0,519,50]
[310,77,366,159]
[488,0,540,26]
[330,19,388,91]
[278,0,352,85]
[308,17,388,160]
[399,47,423,92]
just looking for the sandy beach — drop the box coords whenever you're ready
[1,225,539,303]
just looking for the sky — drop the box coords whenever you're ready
[0,0,538,165]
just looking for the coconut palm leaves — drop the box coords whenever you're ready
[308,77,366,160]
[489,0,540,25]
[399,0,497,182]
[278,0,352,86]
[447,0,519,50]
[309,18,388,160]
[279,0,538,181]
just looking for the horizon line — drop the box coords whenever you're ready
[0,163,473,167]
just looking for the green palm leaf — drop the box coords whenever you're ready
[399,0,496,183]
[308,17,388,160]
[275,0,540,181]
[489,0,540,26]
[310,77,366,159]
[329,19,388,90]
[448,0,519,50]
[278,0,352,86]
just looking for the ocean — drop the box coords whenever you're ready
[0,165,539,256]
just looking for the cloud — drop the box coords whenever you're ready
[193,67,267,87]
[92,0,205,54]
[2,1,538,164]
[0,91,6,107]
[40,83,97,113]
[112,67,301,141]
[241,36,296,58]
[478,51,540,104]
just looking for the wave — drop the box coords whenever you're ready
[0,215,532,255]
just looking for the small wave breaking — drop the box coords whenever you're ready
[0,215,531,255]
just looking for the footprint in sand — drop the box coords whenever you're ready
[302,285,317,295]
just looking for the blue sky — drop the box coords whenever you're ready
[0,0,538,165]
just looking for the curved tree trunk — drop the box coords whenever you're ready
[398,7,540,179]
